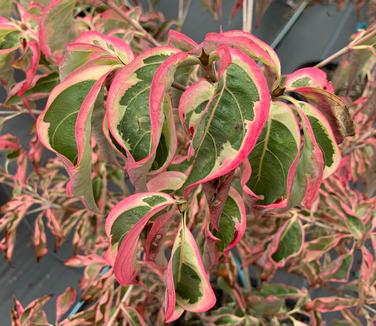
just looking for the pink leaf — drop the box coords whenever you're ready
[56,287,77,322]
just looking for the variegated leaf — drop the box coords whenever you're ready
[204,30,281,86]
[165,222,216,322]
[60,31,134,79]
[299,101,341,178]
[283,67,334,93]
[168,30,198,52]
[292,87,354,143]
[178,79,216,136]
[287,99,325,208]
[106,47,181,188]
[39,0,77,63]
[183,47,270,194]
[245,101,301,207]
[37,64,119,211]
[269,217,304,267]
[212,187,246,253]
[105,192,176,285]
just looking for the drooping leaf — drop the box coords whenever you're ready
[245,101,301,207]
[259,283,306,298]
[37,64,118,211]
[165,222,216,322]
[204,30,281,86]
[213,187,246,253]
[284,67,334,93]
[148,52,198,172]
[106,47,180,189]
[321,251,354,282]
[183,47,270,194]
[168,29,198,52]
[299,101,341,178]
[178,79,216,136]
[39,0,77,63]
[292,87,354,143]
[147,171,186,192]
[288,100,325,208]
[55,287,77,322]
[60,31,134,79]
[304,235,348,262]
[306,297,358,313]
[270,217,304,266]
[105,192,176,284]
[34,214,47,261]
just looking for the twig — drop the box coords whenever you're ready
[242,0,253,33]
[316,27,376,68]
[107,285,134,326]
[177,0,192,31]
[171,81,187,92]
[101,0,160,47]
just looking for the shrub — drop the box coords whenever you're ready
[0,1,375,325]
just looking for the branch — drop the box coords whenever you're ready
[101,0,160,47]
[316,27,376,68]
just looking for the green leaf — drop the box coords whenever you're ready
[167,223,216,314]
[271,217,303,264]
[300,102,341,178]
[213,187,246,252]
[246,101,300,205]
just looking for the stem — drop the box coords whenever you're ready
[242,0,253,33]
[107,285,134,326]
[316,27,376,68]
[177,0,192,31]
[171,81,187,92]
[315,47,350,68]
[101,0,160,47]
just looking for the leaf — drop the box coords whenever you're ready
[321,251,353,282]
[306,297,358,313]
[284,67,334,93]
[270,217,304,266]
[292,87,354,143]
[37,64,117,211]
[183,47,270,194]
[245,101,301,207]
[204,30,281,85]
[147,171,186,192]
[55,287,76,322]
[60,31,134,79]
[34,214,47,261]
[19,295,52,325]
[105,192,175,284]
[213,187,246,253]
[259,283,306,298]
[299,101,341,178]
[178,79,216,136]
[17,40,40,97]
[39,0,77,63]
[165,222,216,322]
[145,208,176,264]
[106,47,180,188]
[288,100,325,208]
[304,235,347,262]
[148,52,198,172]
[168,30,198,52]
[150,96,177,174]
